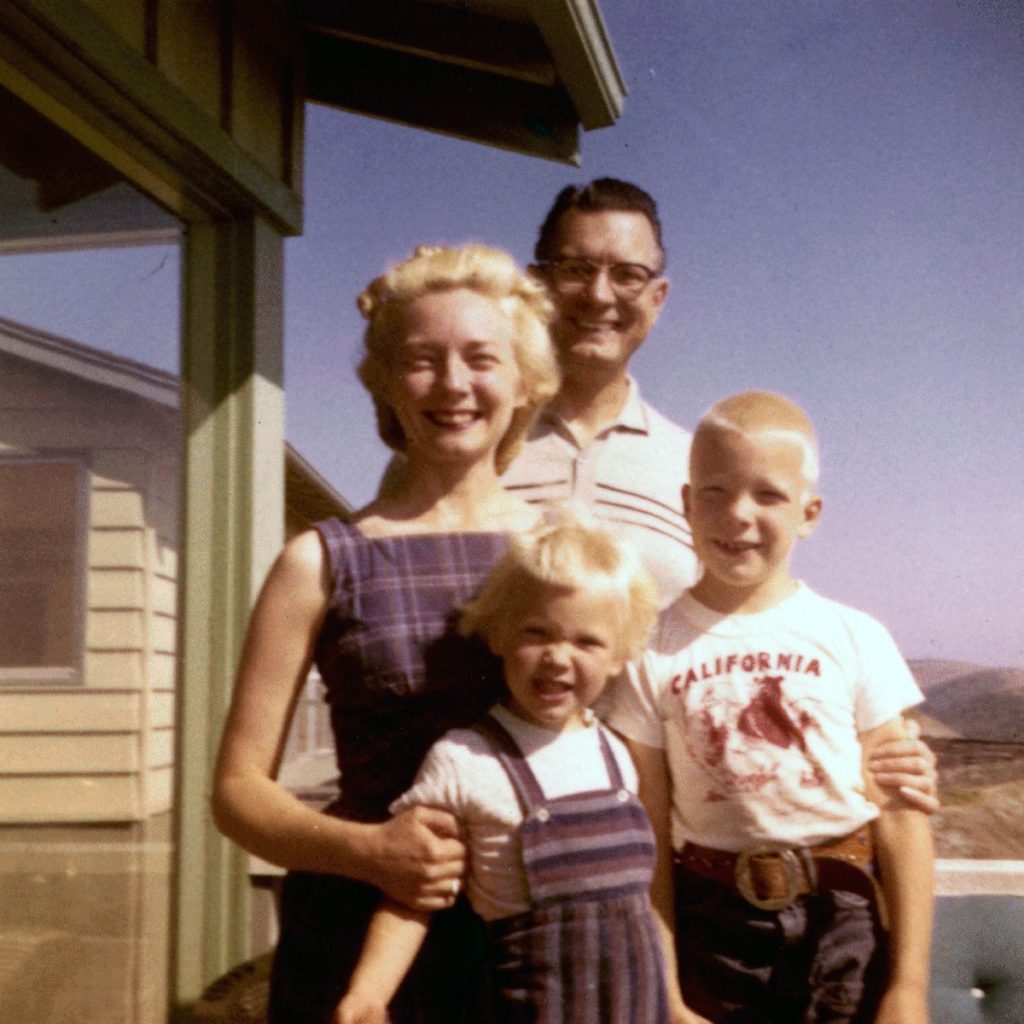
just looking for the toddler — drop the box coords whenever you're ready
[336,509,672,1024]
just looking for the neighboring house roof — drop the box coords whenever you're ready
[285,445,354,527]
[0,315,353,519]
[0,314,179,408]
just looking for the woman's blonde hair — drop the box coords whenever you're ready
[460,503,659,663]
[357,244,560,473]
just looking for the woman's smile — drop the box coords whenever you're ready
[423,408,481,429]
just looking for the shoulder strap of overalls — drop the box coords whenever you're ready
[594,723,626,789]
[471,714,546,813]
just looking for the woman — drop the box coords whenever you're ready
[212,243,560,1023]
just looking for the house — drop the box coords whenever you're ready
[0,2,624,1014]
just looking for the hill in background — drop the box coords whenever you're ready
[906,659,1024,858]
[913,712,959,740]
[908,660,1024,743]
[910,659,984,692]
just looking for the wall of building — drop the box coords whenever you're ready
[0,349,178,823]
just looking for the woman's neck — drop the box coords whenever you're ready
[358,456,536,535]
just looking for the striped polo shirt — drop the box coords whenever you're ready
[501,379,698,607]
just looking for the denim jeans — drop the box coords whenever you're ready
[673,861,886,1023]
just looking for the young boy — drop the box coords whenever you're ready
[603,391,933,1024]
[335,510,673,1024]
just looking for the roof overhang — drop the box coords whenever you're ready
[0,1,623,253]
[300,0,625,165]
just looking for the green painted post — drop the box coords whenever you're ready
[172,215,285,1013]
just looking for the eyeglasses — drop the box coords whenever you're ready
[538,258,661,298]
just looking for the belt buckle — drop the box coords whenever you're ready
[734,845,805,911]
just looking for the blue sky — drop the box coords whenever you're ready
[2,0,1022,667]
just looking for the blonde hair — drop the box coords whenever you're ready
[461,504,659,662]
[357,244,560,473]
[694,390,820,489]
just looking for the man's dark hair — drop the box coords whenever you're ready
[533,178,665,266]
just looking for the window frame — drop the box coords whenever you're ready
[0,455,90,687]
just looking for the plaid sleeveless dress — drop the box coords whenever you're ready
[269,519,508,1024]
[475,716,670,1024]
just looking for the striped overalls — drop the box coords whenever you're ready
[475,716,670,1024]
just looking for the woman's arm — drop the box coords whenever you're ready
[862,718,934,1024]
[211,529,465,909]
[333,899,431,1024]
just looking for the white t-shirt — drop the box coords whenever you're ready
[390,703,640,921]
[603,584,922,852]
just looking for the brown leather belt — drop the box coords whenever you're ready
[675,826,880,915]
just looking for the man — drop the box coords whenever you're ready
[501,178,696,606]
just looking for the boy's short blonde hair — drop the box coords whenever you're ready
[694,390,820,490]
[461,504,659,663]
[356,244,561,473]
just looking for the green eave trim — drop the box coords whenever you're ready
[528,0,625,131]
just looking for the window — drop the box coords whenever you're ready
[0,459,87,684]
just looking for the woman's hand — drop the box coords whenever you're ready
[866,718,939,814]
[366,805,467,910]
[213,535,471,897]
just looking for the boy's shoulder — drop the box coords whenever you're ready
[646,594,701,656]
[785,586,902,647]
[648,584,897,657]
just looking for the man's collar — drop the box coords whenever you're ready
[540,376,651,436]
[616,377,650,433]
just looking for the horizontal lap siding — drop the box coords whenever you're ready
[147,729,174,769]
[0,775,139,822]
[149,691,175,730]
[2,340,326,823]
[0,359,179,822]
[88,568,146,608]
[146,473,179,816]
[88,466,150,702]
[1,733,139,774]
[83,651,145,689]
[145,766,174,817]
[1,691,144,731]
